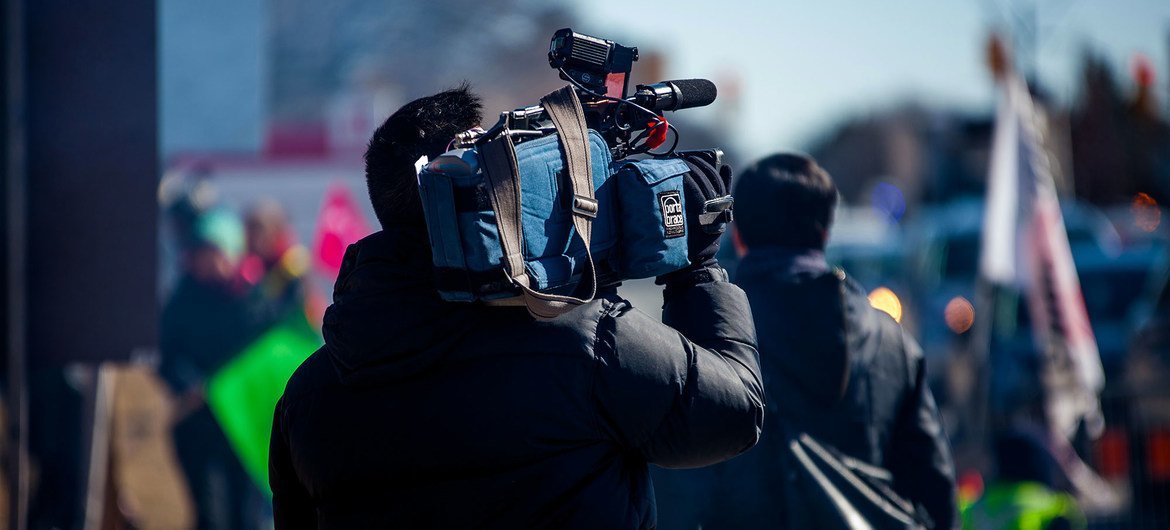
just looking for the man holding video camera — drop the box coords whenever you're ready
[267,85,763,529]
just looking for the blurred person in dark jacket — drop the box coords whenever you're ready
[267,86,764,529]
[161,208,266,529]
[701,153,957,529]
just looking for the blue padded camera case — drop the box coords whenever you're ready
[613,157,692,278]
[417,86,693,313]
[417,129,618,303]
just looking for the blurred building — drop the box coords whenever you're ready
[265,0,576,157]
[162,0,582,162]
[1070,53,1170,206]
[806,105,995,209]
[160,0,268,157]
[806,50,1170,213]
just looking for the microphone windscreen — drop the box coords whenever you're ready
[669,79,717,110]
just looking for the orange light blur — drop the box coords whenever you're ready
[1133,192,1161,233]
[1094,428,1130,480]
[957,470,984,503]
[1148,430,1170,481]
[944,296,975,334]
[868,287,903,323]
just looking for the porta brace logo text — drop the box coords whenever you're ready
[658,191,685,238]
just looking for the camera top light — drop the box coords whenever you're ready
[548,28,638,98]
[549,30,611,69]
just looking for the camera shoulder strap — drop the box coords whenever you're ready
[481,85,598,319]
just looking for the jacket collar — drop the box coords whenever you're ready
[736,246,829,282]
[322,228,476,386]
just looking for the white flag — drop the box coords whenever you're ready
[978,73,1105,433]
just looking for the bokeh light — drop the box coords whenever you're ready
[945,296,975,334]
[871,182,907,223]
[1133,53,1155,88]
[868,287,903,323]
[1133,192,1161,233]
[957,470,985,504]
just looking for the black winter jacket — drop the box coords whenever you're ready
[268,229,764,529]
[699,248,957,529]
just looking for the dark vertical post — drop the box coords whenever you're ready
[2,0,30,526]
[19,0,158,525]
[24,0,159,365]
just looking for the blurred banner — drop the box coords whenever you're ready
[206,314,322,493]
[106,365,195,529]
[313,183,373,280]
[979,65,1105,437]
[80,364,194,529]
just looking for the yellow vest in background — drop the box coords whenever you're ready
[962,482,1085,530]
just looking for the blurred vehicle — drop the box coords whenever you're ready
[1076,243,1168,376]
[825,205,914,335]
[1119,246,1170,525]
[981,243,1168,525]
[987,243,1166,409]
[826,207,909,290]
[1102,203,1169,252]
[906,198,1121,361]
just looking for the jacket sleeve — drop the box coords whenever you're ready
[888,330,959,530]
[270,397,316,530]
[592,268,764,468]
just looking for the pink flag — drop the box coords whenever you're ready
[312,183,373,279]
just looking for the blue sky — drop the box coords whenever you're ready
[575,0,1170,160]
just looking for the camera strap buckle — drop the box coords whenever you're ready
[572,196,599,219]
[699,195,734,234]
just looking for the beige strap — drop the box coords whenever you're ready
[481,135,528,289]
[480,85,598,319]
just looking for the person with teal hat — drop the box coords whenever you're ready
[160,207,267,529]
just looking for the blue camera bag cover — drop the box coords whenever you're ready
[417,86,696,316]
[613,158,692,278]
[417,130,616,302]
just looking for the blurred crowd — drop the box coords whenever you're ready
[9,1,1168,528]
[133,88,1170,530]
[156,177,315,528]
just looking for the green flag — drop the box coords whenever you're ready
[206,315,321,494]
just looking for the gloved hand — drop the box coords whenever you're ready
[657,150,734,285]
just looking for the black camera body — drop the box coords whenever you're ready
[461,29,717,161]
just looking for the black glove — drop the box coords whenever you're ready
[657,150,734,285]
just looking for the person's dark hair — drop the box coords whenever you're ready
[732,153,838,250]
[365,84,482,229]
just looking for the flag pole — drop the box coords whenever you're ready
[964,32,1015,473]
[967,277,998,472]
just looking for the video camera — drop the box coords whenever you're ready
[419,28,731,318]
[455,28,719,159]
